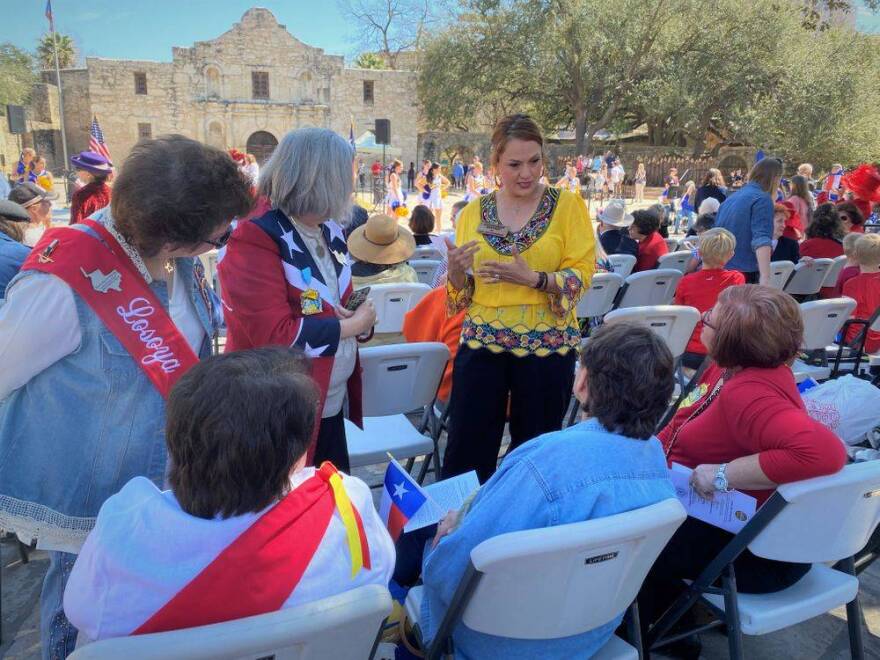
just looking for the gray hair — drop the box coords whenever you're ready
[259,128,354,222]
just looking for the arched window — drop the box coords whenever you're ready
[246,131,278,164]
[206,67,221,98]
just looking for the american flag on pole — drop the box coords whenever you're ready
[45,0,54,27]
[89,116,112,162]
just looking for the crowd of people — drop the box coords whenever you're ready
[0,112,879,660]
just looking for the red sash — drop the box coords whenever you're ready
[19,219,199,399]
[133,463,371,635]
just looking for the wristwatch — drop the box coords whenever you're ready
[713,464,731,492]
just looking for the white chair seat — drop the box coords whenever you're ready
[702,564,858,636]
[345,416,433,468]
[405,586,637,659]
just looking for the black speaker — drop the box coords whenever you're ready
[374,118,390,145]
[7,105,26,134]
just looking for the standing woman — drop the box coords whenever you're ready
[69,151,113,226]
[407,161,416,191]
[385,159,404,215]
[443,113,595,482]
[694,168,727,210]
[556,162,580,194]
[634,162,647,202]
[33,156,54,193]
[464,161,488,202]
[0,135,249,658]
[219,128,377,472]
[426,162,450,228]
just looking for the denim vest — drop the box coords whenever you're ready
[0,231,30,298]
[0,237,215,553]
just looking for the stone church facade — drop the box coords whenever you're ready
[55,8,418,168]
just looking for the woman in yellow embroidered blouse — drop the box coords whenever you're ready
[443,114,595,482]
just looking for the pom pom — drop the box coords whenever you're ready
[843,164,880,203]
[395,206,409,218]
[441,190,448,199]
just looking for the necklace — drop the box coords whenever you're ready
[293,218,326,259]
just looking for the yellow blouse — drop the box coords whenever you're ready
[447,187,595,357]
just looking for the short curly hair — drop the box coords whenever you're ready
[631,208,661,236]
[806,203,845,241]
[112,135,253,257]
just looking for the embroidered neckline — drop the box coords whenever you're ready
[479,187,559,256]
[93,209,153,284]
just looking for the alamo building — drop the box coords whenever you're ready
[1,8,419,173]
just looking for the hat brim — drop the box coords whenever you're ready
[598,212,634,228]
[70,158,113,174]
[347,224,416,265]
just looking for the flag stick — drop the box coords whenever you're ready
[48,8,70,198]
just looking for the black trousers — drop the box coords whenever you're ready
[739,270,760,284]
[313,410,350,473]
[638,517,810,632]
[441,345,576,483]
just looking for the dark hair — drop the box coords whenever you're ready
[631,208,660,235]
[806,203,844,241]
[166,347,319,519]
[112,135,253,257]
[710,285,802,369]
[0,218,24,243]
[579,322,674,439]
[409,204,435,234]
[836,201,865,228]
[490,113,544,166]
[693,213,716,233]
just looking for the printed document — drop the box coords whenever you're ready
[404,471,480,532]
[669,463,757,534]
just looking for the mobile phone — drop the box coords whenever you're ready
[344,287,371,312]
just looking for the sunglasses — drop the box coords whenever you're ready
[204,225,233,249]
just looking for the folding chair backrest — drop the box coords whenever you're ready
[358,342,450,416]
[767,261,795,290]
[412,246,445,261]
[617,269,683,309]
[784,258,833,296]
[821,255,849,288]
[576,272,625,318]
[367,283,431,333]
[749,462,880,564]
[664,238,680,253]
[607,254,637,278]
[410,260,443,286]
[462,499,686,639]
[657,250,692,274]
[68,585,392,660]
[604,305,699,359]
[799,298,857,350]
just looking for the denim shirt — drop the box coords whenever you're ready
[0,233,215,553]
[420,418,675,659]
[715,182,774,273]
[0,231,30,298]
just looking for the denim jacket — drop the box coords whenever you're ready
[0,230,30,298]
[715,182,774,273]
[420,418,675,659]
[0,225,215,553]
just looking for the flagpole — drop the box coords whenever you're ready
[49,7,70,199]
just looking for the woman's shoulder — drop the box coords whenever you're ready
[725,365,795,397]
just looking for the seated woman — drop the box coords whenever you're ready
[0,199,31,296]
[64,347,394,641]
[394,322,676,659]
[408,204,448,256]
[640,285,846,654]
[771,203,800,263]
[800,203,845,260]
[597,199,638,257]
[348,213,419,289]
[630,208,669,272]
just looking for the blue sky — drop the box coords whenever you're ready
[1,0,878,64]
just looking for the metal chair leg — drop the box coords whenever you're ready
[626,601,644,660]
[722,564,744,660]
[841,556,866,660]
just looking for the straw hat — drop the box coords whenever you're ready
[597,199,633,228]
[347,213,416,265]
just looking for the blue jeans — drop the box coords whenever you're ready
[40,551,78,660]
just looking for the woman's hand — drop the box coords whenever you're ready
[446,238,480,290]
[432,509,461,548]
[339,300,376,339]
[477,246,538,288]
[690,464,718,500]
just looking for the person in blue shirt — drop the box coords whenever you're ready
[0,200,31,297]
[393,322,677,658]
[452,160,464,190]
[714,157,782,284]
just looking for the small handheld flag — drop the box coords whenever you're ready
[379,458,428,541]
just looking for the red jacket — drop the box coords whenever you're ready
[659,364,845,505]
[634,231,668,272]
[70,182,111,226]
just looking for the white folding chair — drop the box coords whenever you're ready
[603,305,699,360]
[345,342,449,473]
[649,462,880,660]
[412,246,445,261]
[664,237,680,253]
[406,498,686,660]
[768,260,796,290]
[822,255,849,288]
[576,273,625,319]
[607,254,637,279]
[410,260,443,287]
[367,283,431,334]
[68,584,392,660]
[784,258,833,297]
[656,250,692,274]
[616,269,683,309]
[792,298,857,381]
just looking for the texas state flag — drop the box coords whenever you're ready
[379,459,428,541]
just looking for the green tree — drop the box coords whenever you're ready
[354,52,387,69]
[36,32,76,70]
[0,43,36,106]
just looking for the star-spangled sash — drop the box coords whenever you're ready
[133,462,371,635]
[19,218,199,399]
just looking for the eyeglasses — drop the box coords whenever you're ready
[701,308,716,330]
[203,225,233,249]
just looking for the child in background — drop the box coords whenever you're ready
[830,232,863,298]
[676,181,696,234]
[674,228,745,369]
[681,212,717,273]
[842,234,880,353]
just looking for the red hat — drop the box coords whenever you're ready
[842,164,880,203]
[228,148,247,164]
